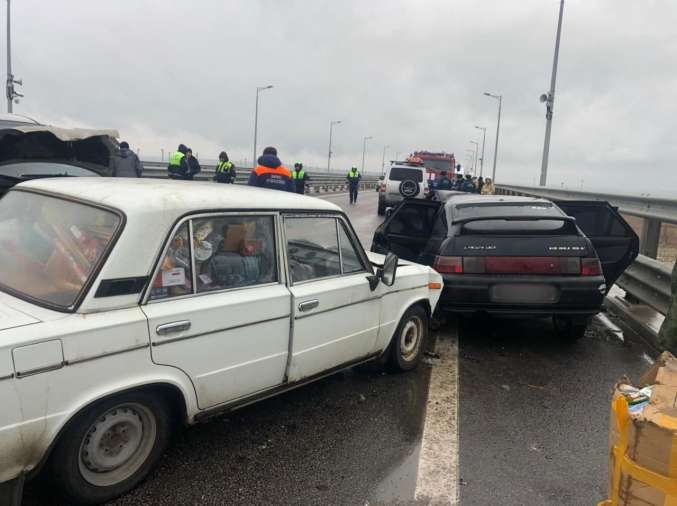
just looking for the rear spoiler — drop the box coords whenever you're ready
[452,215,576,225]
[452,215,577,236]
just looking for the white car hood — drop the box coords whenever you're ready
[366,251,414,267]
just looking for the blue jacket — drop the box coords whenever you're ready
[248,154,295,192]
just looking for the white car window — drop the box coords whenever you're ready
[285,217,341,283]
[192,215,277,293]
[149,222,193,300]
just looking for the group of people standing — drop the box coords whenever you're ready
[164,144,362,200]
[433,171,496,195]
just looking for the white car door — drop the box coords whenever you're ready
[284,215,381,381]
[141,213,291,409]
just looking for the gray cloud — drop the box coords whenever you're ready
[5,0,676,195]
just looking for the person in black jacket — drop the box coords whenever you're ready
[185,148,201,180]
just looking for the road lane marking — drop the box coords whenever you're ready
[415,323,459,505]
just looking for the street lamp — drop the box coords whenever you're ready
[252,85,273,168]
[381,144,390,175]
[474,126,487,177]
[327,120,342,172]
[361,136,372,173]
[483,92,502,182]
[470,141,479,175]
[539,0,565,187]
[5,0,23,113]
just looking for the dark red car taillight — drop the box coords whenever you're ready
[581,257,603,276]
[432,256,587,275]
[433,256,463,273]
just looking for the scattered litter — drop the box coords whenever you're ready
[595,313,625,343]
[529,443,542,452]
[459,478,468,486]
[501,384,510,391]
[527,384,546,390]
[642,352,656,366]
[358,394,366,402]
[424,351,440,359]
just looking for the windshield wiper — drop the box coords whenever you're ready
[18,173,71,179]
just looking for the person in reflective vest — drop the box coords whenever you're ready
[214,151,236,184]
[292,162,309,194]
[167,144,190,180]
[346,166,362,204]
[247,146,294,192]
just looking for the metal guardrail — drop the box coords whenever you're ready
[618,256,672,315]
[496,183,675,315]
[140,161,379,194]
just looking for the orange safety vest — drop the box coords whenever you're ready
[254,165,292,178]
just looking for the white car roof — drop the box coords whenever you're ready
[17,177,341,214]
[14,178,342,313]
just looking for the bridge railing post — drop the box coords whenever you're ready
[640,218,662,259]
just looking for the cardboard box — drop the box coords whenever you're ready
[605,352,677,505]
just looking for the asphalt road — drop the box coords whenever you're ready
[23,189,656,505]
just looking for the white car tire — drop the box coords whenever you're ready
[48,391,173,505]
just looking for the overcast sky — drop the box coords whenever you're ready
[4,0,676,195]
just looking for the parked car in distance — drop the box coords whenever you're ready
[371,194,639,339]
[0,178,442,505]
[377,161,431,216]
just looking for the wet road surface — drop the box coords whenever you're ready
[23,189,656,505]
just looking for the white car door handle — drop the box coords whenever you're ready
[298,299,319,312]
[156,320,191,335]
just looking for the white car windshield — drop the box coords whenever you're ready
[0,190,121,309]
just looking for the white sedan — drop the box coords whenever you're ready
[0,178,442,505]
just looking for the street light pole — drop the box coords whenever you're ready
[539,0,565,187]
[5,0,22,113]
[470,141,479,175]
[483,92,502,182]
[361,136,372,173]
[327,120,342,172]
[252,85,273,168]
[474,126,486,177]
[381,144,390,175]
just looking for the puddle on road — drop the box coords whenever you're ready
[368,444,422,505]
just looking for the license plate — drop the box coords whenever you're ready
[490,284,559,304]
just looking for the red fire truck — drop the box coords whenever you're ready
[406,151,457,182]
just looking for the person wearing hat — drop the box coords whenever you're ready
[167,144,190,180]
[247,146,294,192]
[346,166,361,204]
[292,162,309,194]
[111,141,143,177]
[214,151,236,184]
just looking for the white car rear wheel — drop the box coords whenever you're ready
[49,391,173,505]
[389,305,428,372]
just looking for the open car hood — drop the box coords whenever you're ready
[0,125,119,176]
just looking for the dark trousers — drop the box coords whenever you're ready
[349,185,359,203]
